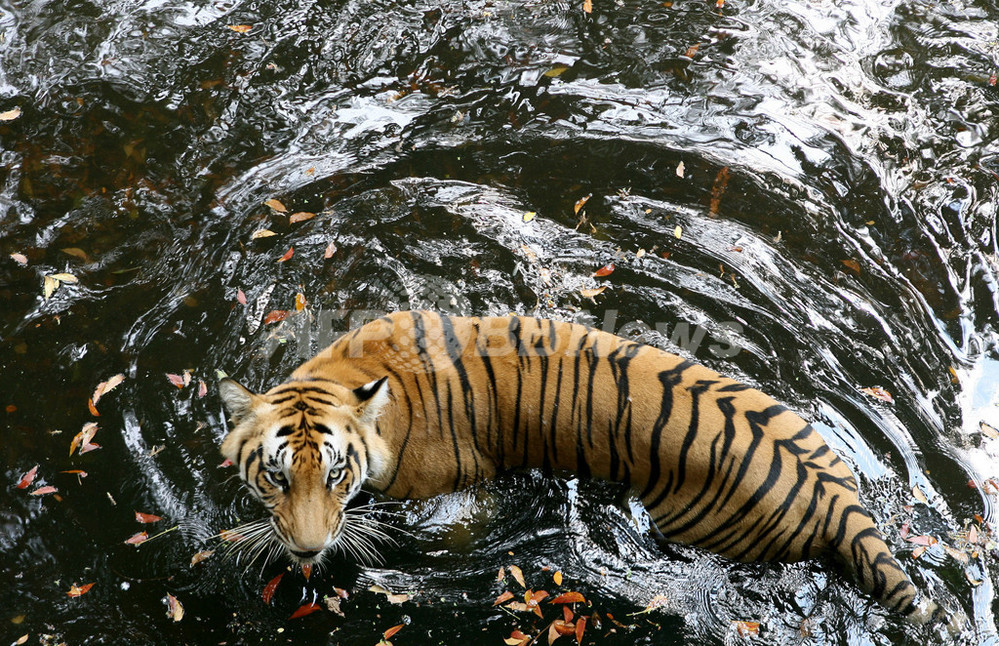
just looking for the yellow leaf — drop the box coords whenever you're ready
[165,593,184,621]
[522,211,536,223]
[553,570,563,586]
[0,107,21,121]
[674,225,682,239]
[251,229,277,240]
[912,485,929,505]
[61,247,89,261]
[227,24,253,33]
[43,275,59,299]
[580,286,607,301]
[509,564,526,588]
[92,374,125,406]
[543,65,569,78]
[50,272,79,283]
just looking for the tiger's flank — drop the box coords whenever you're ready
[218,310,963,633]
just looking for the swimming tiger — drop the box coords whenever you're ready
[219,310,956,628]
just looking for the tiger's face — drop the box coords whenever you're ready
[218,376,390,564]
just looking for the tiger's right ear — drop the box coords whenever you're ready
[219,378,258,425]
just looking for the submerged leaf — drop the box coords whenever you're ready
[135,511,163,524]
[289,602,321,619]
[125,531,150,545]
[164,593,184,622]
[262,572,284,604]
[30,485,58,496]
[16,465,39,489]
[509,564,526,588]
[67,583,94,597]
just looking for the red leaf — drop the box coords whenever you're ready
[236,289,247,305]
[67,582,95,597]
[125,531,149,545]
[218,458,234,468]
[301,562,312,580]
[197,380,208,398]
[88,398,100,416]
[166,373,186,389]
[277,246,294,263]
[550,591,586,604]
[70,422,98,456]
[135,511,163,524]
[383,624,405,640]
[263,310,290,325]
[593,262,614,277]
[262,572,284,604]
[575,616,586,643]
[30,485,58,496]
[289,602,321,619]
[17,465,38,489]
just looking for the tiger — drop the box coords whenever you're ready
[218,310,958,630]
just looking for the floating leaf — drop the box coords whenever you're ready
[324,241,336,259]
[494,591,515,606]
[277,246,294,262]
[218,458,234,468]
[125,531,149,545]
[675,161,685,178]
[911,545,928,559]
[10,252,28,265]
[574,194,591,215]
[552,619,576,637]
[674,225,683,239]
[166,373,186,389]
[15,635,27,645]
[190,550,214,566]
[50,272,78,283]
[504,629,531,646]
[966,571,984,586]
[383,624,405,640]
[43,275,59,299]
[228,24,253,33]
[543,65,569,78]
[17,465,39,489]
[295,292,307,311]
[575,616,586,643]
[550,591,586,604]
[733,621,760,637]
[92,374,125,407]
[135,511,163,524]
[905,534,936,547]
[289,602,321,619]
[553,571,563,586]
[911,485,929,505]
[164,593,184,622]
[709,166,730,215]
[67,583,94,597]
[860,386,894,403]
[262,572,284,604]
[579,286,607,302]
[61,247,89,261]
[250,229,277,240]
[30,485,58,496]
[509,564,526,588]
[289,212,315,224]
[593,263,614,277]
[264,198,287,212]
[942,543,969,565]
[841,259,861,274]
[70,422,99,456]
[236,289,247,305]
[301,562,312,580]
[583,0,592,13]
[263,310,290,325]
[0,107,22,121]
[980,421,999,439]
[368,584,410,604]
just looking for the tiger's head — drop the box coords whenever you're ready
[218,376,391,565]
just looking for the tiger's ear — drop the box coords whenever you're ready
[352,376,389,425]
[219,378,259,425]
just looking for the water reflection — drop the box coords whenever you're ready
[1,0,997,644]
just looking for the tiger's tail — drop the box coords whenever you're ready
[832,503,962,631]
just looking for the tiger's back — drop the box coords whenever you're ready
[225,310,950,626]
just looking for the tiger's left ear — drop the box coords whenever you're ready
[352,376,390,425]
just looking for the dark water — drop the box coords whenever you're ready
[2,0,998,644]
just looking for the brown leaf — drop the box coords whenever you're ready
[860,386,893,403]
[277,246,294,262]
[70,422,99,456]
[92,374,125,407]
[264,198,287,212]
[295,292,306,311]
[733,621,760,637]
[164,593,184,622]
[579,286,607,302]
[190,550,214,566]
[302,562,312,580]
[493,590,515,606]
[383,624,405,640]
[550,591,586,604]
[250,229,277,240]
[61,247,90,262]
[0,107,22,121]
[289,602,321,619]
[227,24,253,33]
[289,212,315,224]
[841,259,861,274]
[263,310,290,325]
[574,194,591,214]
[593,263,614,277]
[575,616,586,643]
[67,582,94,597]
[324,241,336,259]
